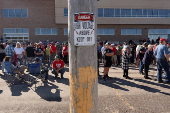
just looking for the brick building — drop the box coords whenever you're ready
[1,0,170,43]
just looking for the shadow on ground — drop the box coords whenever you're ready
[98,76,170,96]
[35,82,62,102]
[0,73,31,96]
[0,90,3,94]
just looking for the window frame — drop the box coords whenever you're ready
[35,28,58,35]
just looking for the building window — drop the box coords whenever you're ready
[64,8,170,18]
[3,28,29,43]
[35,28,57,35]
[64,28,68,35]
[97,29,115,35]
[121,29,142,35]
[2,9,28,17]
[98,8,103,17]
[64,8,68,17]
[148,29,170,41]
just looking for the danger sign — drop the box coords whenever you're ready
[74,12,95,46]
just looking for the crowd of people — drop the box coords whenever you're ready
[1,37,170,84]
[98,38,170,83]
[0,40,69,82]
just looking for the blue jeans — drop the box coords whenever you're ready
[48,54,53,67]
[24,55,26,66]
[52,68,65,78]
[117,55,120,65]
[41,69,49,80]
[37,57,42,65]
[156,59,170,82]
[139,60,144,73]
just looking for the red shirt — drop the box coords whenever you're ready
[52,60,64,69]
[63,46,68,55]
[153,46,156,53]
[111,47,117,55]
[50,45,57,54]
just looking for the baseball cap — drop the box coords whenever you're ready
[160,38,167,42]
[105,43,111,45]
[111,44,115,46]
[55,55,59,59]
[7,40,12,44]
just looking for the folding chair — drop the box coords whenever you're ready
[4,61,20,84]
[28,63,44,89]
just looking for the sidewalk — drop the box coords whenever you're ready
[0,64,170,113]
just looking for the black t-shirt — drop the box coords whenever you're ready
[139,46,146,60]
[26,47,35,57]
[104,48,112,61]
[35,48,43,57]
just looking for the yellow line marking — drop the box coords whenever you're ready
[114,88,134,110]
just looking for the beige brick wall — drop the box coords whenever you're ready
[0,0,68,42]
[97,24,170,43]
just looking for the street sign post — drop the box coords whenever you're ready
[68,0,98,113]
[74,13,95,46]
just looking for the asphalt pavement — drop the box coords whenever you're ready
[0,64,170,113]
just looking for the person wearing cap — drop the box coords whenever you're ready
[55,42,61,57]
[52,55,65,79]
[139,42,147,75]
[122,45,132,79]
[5,40,15,61]
[103,43,114,81]
[154,38,170,83]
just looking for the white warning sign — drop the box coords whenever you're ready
[74,12,95,46]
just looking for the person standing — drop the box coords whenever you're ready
[139,43,147,74]
[34,43,44,65]
[130,44,136,64]
[56,42,61,56]
[14,42,25,65]
[101,44,106,63]
[0,44,6,71]
[25,42,35,64]
[142,45,153,79]
[49,42,57,66]
[111,44,117,66]
[45,45,50,63]
[62,43,68,64]
[122,46,132,79]
[153,43,158,65]
[5,41,15,61]
[116,44,122,66]
[103,43,113,81]
[154,38,170,83]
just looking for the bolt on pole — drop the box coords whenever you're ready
[68,0,98,113]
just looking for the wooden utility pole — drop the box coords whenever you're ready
[68,0,98,113]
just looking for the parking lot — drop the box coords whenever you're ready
[1,64,170,113]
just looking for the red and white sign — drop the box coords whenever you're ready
[74,12,95,46]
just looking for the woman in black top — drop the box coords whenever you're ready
[103,43,113,81]
[34,43,44,64]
